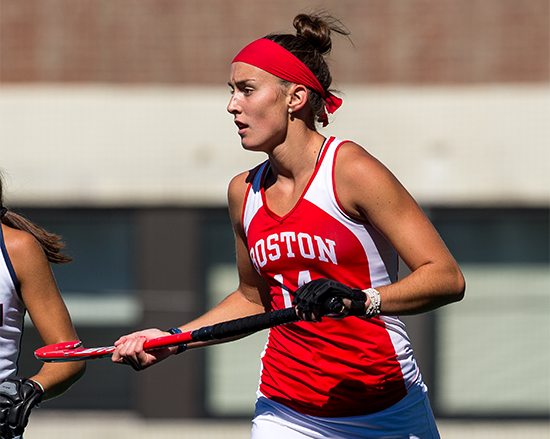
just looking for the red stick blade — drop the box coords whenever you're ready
[34,342,115,362]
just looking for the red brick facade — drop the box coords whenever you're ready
[1,0,548,84]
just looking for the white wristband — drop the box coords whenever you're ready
[362,288,381,318]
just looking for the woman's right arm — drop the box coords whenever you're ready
[112,171,272,369]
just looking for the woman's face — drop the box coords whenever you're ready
[227,62,290,152]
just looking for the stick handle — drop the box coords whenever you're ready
[191,307,299,342]
[143,297,342,350]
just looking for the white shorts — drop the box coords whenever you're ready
[251,380,440,439]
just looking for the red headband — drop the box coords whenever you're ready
[232,38,342,127]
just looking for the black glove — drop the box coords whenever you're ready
[292,278,366,321]
[0,376,44,439]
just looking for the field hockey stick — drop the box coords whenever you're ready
[35,297,345,363]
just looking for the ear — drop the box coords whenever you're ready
[287,84,309,113]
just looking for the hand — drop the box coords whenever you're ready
[0,376,44,439]
[292,278,367,322]
[111,328,173,371]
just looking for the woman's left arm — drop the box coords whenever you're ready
[335,142,465,315]
[7,229,85,400]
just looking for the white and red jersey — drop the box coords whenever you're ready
[242,137,421,417]
[0,225,25,381]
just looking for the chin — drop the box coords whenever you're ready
[242,144,263,153]
[240,138,264,152]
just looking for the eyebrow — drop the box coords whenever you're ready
[228,79,256,88]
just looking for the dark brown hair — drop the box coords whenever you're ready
[0,174,72,264]
[264,12,350,122]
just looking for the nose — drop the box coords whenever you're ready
[227,93,240,115]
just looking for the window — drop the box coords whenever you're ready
[430,208,549,418]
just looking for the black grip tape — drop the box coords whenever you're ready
[189,298,344,343]
[190,308,299,342]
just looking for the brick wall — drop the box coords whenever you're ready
[1,0,548,84]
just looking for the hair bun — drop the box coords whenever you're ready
[293,13,333,55]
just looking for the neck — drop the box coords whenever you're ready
[267,129,325,181]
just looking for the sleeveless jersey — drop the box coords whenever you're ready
[0,225,24,380]
[242,137,421,417]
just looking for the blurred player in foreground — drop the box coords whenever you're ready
[0,174,85,438]
[113,12,465,439]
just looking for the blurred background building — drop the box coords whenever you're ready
[1,0,548,422]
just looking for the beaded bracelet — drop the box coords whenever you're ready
[362,288,381,318]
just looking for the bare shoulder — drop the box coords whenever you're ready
[228,170,250,201]
[335,141,400,194]
[334,141,412,221]
[2,225,43,262]
[336,141,389,175]
[228,163,265,217]
[228,163,265,193]
[1,225,49,286]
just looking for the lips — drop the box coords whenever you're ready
[235,121,249,135]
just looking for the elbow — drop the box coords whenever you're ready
[448,268,466,304]
[66,361,86,394]
[76,361,87,379]
[70,361,87,385]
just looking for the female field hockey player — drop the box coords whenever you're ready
[113,12,465,439]
[0,174,85,438]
